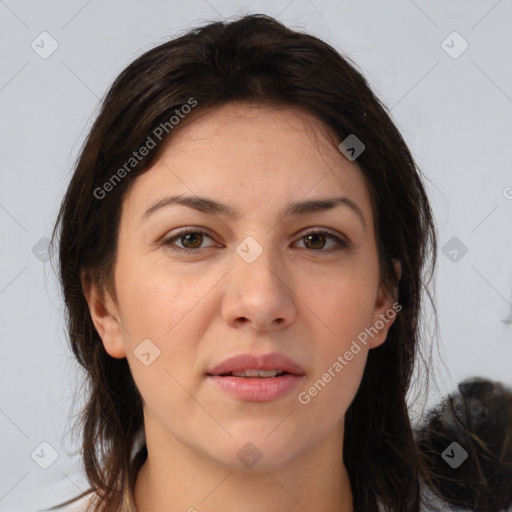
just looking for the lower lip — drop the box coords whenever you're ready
[207,374,304,402]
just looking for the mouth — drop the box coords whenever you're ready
[206,353,305,402]
[214,369,292,378]
[207,352,305,377]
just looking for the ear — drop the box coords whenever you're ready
[368,258,402,349]
[81,271,127,359]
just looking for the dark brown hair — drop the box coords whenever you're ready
[49,13,439,512]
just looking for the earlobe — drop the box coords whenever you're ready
[369,258,402,349]
[81,272,127,359]
[392,258,402,283]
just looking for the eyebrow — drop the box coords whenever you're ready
[142,194,366,229]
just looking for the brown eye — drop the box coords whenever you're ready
[180,232,203,249]
[303,233,327,250]
[162,228,349,254]
[295,231,349,252]
[162,229,216,253]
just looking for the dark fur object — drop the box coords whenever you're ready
[415,377,512,511]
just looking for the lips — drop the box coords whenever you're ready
[206,353,305,402]
[207,353,305,378]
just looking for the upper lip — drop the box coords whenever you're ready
[207,353,305,376]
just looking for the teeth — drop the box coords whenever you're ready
[256,369,282,377]
[230,369,283,378]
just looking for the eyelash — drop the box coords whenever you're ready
[161,227,350,254]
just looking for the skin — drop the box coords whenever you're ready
[84,101,401,512]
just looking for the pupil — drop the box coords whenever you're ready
[183,233,202,249]
[305,233,325,250]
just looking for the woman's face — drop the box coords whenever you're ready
[87,102,399,470]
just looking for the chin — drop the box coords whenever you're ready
[205,430,307,472]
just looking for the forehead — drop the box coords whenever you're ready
[166,101,340,163]
[122,102,374,228]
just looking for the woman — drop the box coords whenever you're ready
[50,13,440,512]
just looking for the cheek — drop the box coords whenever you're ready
[113,261,212,410]
[115,256,208,341]
[306,274,378,343]
[118,266,208,421]
[296,339,368,446]
[297,275,376,410]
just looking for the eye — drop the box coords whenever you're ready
[162,228,217,253]
[293,230,350,252]
[161,227,350,254]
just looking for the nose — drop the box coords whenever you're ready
[221,243,297,332]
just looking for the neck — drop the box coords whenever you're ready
[134,419,353,512]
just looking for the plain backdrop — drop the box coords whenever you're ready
[1,1,511,510]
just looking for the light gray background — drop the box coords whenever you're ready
[1,1,511,510]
